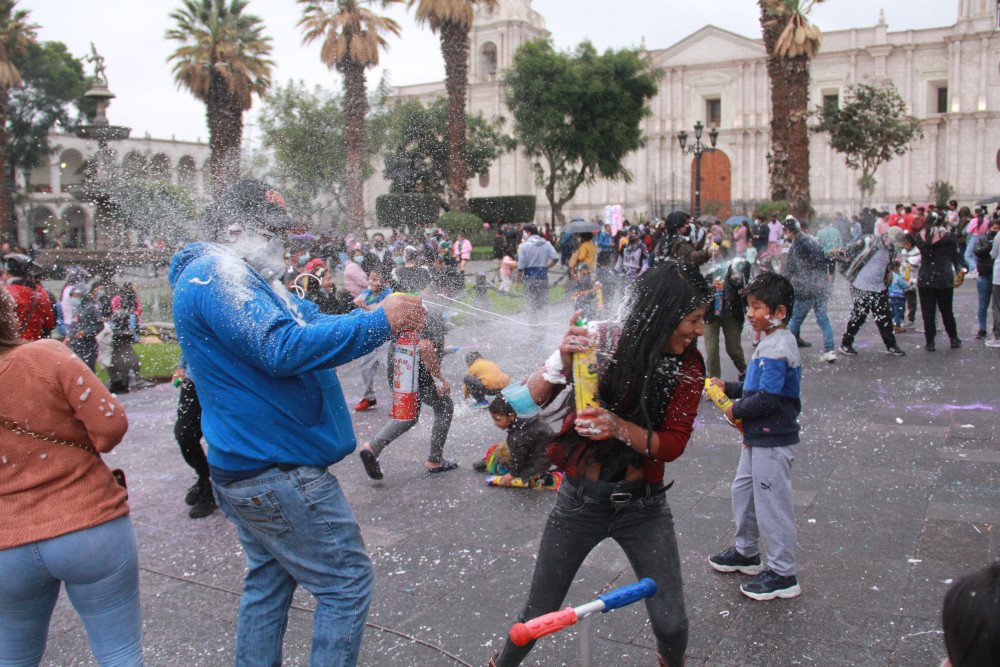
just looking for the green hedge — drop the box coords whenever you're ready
[375,194,442,228]
[438,211,489,245]
[468,195,536,224]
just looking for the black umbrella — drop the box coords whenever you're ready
[975,196,1000,206]
[563,218,601,234]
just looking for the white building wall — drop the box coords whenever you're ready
[369,0,1000,227]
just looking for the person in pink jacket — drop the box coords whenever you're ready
[453,232,473,272]
[343,243,369,297]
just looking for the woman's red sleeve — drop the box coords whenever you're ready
[651,358,703,463]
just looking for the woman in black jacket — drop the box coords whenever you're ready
[913,213,968,351]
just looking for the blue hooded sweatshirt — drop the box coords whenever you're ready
[168,242,392,472]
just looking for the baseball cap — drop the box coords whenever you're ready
[215,179,294,233]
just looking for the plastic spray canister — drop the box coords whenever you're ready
[572,318,600,413]
[703,379,742,431]
[712,278,724,317]
[391,330,420,420]
[595,283,605,310]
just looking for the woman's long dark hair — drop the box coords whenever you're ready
[599,260,711,435]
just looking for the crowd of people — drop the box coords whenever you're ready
[2,180,999,667]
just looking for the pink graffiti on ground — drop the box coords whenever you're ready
[906,403,998,417]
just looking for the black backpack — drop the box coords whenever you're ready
[974,233,996,274]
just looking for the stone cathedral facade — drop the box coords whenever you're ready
[367,0,1000,223]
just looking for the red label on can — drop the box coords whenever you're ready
[391,330,420,420]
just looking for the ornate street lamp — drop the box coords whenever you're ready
[676,121,719,218]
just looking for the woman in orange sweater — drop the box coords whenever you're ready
[0,290,141,666]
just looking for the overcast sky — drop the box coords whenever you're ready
[22,0,958,144]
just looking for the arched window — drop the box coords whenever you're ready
[178,155,198,191]
[121,151,148,180]
[149,153,172,183]
[480,42,498,82]
[479,170,490,188]
[58,149,85,191]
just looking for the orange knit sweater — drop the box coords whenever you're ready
[0,339,129,549]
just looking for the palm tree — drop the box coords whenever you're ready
[166,0,273,200]
[298,0,402,235]
[409,0,498,212]
[0,0,35,242]
[760,0,823,221]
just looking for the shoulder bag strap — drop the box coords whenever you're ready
[0,417,100,457]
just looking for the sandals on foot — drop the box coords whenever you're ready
[426,459,459,474]
[359,447,383,480]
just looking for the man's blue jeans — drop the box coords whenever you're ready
[787,295,835,352]
[213,465,373,667]
[0,516,142,666]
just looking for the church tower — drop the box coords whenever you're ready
[957,0,999,26]
[469,0,550,84]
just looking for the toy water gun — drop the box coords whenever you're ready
[594,283,604,309]
[573,318,599,413]
[509,579,656,646]
[703,379,742,431]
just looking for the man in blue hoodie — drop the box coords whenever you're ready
[169,180,425,666]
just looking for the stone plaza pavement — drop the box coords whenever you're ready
[39,277,999,666]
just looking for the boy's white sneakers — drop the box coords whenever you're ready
[819,350,837,363]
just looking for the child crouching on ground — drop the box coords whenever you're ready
[463,351,510,407]
[474,395,561,489]
[707,272,803,601]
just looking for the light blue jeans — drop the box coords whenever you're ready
[213,465,373,667]
[965,235,980,274]
[977,275,992,331]
[0,516,142,667]
[787,296,835,352]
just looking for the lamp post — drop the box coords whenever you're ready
[676,121,719,218]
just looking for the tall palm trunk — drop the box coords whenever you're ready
[440,19,469,213]
[207,72,243,201]
[342,60,368,236]
[760,8,788,203]
[0,88,11,243]
[784,57,812,221]
[760,2,812,221]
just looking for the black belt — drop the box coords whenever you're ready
[568,478,674,509]
[276,463,298,472]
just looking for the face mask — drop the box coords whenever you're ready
[229,230,286,280]
[69,297,82,308]
[96,290,105,299]
[393,256,405,266]
[354,255,365,263]
[374,241,384,250]
[298,254,309,267]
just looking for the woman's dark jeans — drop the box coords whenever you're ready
[496,478,688,666]
[917,286,958,345]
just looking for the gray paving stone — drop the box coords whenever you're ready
[34,279,998,666]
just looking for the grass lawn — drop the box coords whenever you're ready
[95,342,181,383]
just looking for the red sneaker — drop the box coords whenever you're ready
[354,398,377,412]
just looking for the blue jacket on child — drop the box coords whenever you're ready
[724,328,801,447]
[169,242,392,472]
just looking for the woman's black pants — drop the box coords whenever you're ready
[495,477,688,666]
[917,287,958,346]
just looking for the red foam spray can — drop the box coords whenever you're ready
[391,330,420,420]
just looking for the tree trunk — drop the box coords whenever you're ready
[784,54,812,221]
[760,3,789,203]
[440,20,470,213]
[342,60,368,237]
[207,73,244,203]
[0,88,12,244]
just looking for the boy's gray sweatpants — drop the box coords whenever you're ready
[731,444,797,577]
